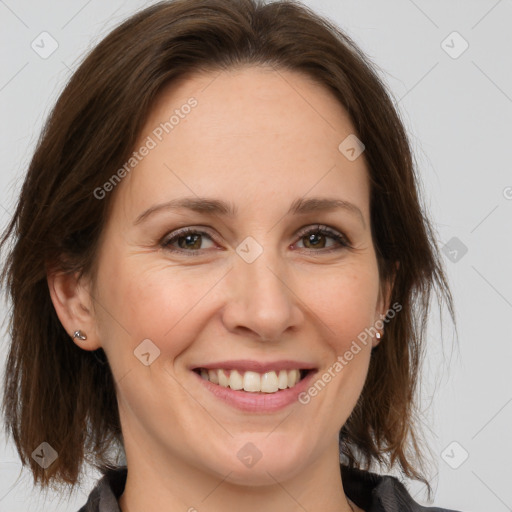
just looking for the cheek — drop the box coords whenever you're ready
[303,261,380,348]
[95,254,215,358]
[95,238,380,367]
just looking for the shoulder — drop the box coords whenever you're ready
[340,465,464,512]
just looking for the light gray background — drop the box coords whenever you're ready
[0,1,511,511]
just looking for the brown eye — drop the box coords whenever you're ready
[295,225,351,253]
[175,232,202,250]
[301,231,328,249]
[160,224,350,256]
[161,228,216,253]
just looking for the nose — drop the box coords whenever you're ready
[221,249,304,343]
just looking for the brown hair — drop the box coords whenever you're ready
[0,0,455,498]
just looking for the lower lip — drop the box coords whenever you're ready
[192,370,317,413]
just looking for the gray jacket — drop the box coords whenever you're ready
[77,465,463,512]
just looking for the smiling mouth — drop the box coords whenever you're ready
[193,368,313,394]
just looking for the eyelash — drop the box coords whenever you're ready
[160,224,352,256]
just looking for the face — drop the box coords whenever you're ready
[81,66,390,485]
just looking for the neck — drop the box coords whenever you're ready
[118,438,356,512]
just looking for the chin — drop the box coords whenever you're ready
[216,459,304,487]
[205,436,311,486]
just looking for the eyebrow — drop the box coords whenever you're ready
[134,196,366,228]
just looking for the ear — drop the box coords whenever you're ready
[373,261,399,348]
[47,267,102,351]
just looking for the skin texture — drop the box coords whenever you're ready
[48,66,392,512]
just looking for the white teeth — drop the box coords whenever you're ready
[218,369,229,387]
[261,371,279,393]
[208,369,219,384]
[243,371,261,392]
[287,369,300,388]
[198,368,306,393]
[229,369,243,390]
[278,370,288,389]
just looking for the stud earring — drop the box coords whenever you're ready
[375,331,382,340]
[73,330,87,340]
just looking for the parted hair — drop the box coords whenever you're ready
[0,0,455,497]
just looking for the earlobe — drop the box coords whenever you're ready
[46,268,101,351]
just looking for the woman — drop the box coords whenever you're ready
[0,0,461,511]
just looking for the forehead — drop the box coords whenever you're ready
[111,65,370,222]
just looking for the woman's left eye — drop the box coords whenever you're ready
[160,225,351,255]
[294,225,351,252]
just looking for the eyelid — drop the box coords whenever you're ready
[160,225,220,249]
[160,224,352,254]
[294,224,351,247]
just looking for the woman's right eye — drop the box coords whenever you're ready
[161,228,216,254]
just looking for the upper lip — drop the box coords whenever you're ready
[191,360,317,373]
